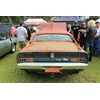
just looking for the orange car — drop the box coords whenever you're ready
[17,23,88,75]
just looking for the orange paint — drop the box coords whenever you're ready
[18,23,85,54]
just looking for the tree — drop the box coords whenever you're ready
[0,16,55,24]
[86,16,100,22]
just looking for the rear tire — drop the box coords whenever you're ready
[10,44,16,53]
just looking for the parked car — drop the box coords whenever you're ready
[0,23,18,57]
[17,23,88,76]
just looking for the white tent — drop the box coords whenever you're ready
[96,18,100,22]
[25,18,47,24]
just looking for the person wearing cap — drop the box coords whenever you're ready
[71,21,80,42]
[93,21,100,56]
[16,21,28,51]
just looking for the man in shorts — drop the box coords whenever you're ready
[16,21,28,51]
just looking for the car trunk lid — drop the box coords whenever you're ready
[21,42,83,52]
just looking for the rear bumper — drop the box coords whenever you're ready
[17,62,88,70]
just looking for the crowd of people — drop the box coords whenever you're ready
[9,20,100,62]
[68,20,100,62]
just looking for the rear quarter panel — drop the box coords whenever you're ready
[0,38,11,57]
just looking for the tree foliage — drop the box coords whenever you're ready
[0,16,54,24]
[0,16,100,25]
[86,16,100,22]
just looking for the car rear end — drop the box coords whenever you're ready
[17,23,88,74]
[17,51,88,74]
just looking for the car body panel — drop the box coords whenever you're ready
[18,62,88,70]
[20,42,83,53]
[0,23,18,57]
[11,35,18,44]
[0,33,11,57]
[0,41,6,57]
[1,38,11,55]
[38,22,67,31]
[17,22,88,73]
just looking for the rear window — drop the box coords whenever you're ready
[33,34,72,42]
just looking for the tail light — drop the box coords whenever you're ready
[71,58,87,62]
[19,58,34,62]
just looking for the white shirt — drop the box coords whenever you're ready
[96,27,100,35]
[16,26,27,41]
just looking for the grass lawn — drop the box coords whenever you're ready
[0,47,100,83]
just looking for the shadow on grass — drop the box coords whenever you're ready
[22,71,77,83]
[0,52,16,59]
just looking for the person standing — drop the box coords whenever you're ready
[94,21,100,56]
[71,21,80,42]
[16,21,28,51]
[9,24,17,40]
[79,20,97,62]
[77,22,87,48]
[24,25,33,41]
[67,24,72,33]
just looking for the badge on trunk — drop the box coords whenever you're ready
[50,53,55,58]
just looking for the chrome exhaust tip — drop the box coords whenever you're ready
[50,73,55,77]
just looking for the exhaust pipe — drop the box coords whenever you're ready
[50,73,55,77]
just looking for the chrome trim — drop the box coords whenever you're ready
[18,62,88,66]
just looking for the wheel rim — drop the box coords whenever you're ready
[12,45,15,52]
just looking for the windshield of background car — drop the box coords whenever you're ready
[33,34,73,42]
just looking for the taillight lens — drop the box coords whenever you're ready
[19,58,34,62]
[71,58,87,62]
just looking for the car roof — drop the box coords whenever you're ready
[34,22,69,34]
[34,30,69,35]
[38,22,67,31]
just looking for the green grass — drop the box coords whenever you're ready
[0,47,100,83]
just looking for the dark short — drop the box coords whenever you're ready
[19,41,27,49]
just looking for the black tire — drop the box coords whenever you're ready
[10,44,16,53]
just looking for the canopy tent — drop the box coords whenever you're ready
[53,16,84,22]
[25,18,47,24]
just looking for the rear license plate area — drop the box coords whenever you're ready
[45,67,60,73]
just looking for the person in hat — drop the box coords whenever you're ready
[16,21,28,51]
[71,21,80,42]
[93,21,100,56]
